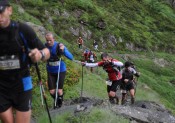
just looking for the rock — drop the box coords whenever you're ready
[69,27,79,36]
[53,9,60,16]
[112,101,175,123]
[108,35,117,46]
[97,19,106,29]
[25,22,47,40]
[31,97,175,123]
[61,11,70,18]
[73,9,84,18]
[18,6,25,14]
[153,58,169,67]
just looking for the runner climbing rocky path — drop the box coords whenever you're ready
[31,97,175,123]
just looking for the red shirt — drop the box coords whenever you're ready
[98,59,122,81]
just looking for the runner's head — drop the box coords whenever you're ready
[124,61,131,68]
[45,32,55,47]
[101,53,110,61]
[0,0,12,28]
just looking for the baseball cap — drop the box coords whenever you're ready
[0,0,10,13]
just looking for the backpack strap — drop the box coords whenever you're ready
[11,21,31,65]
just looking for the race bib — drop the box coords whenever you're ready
[106,80,112,86]
[90,55,94,62]
[49,61,60,66]
[0,55,20,70]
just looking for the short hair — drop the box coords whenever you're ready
[124,61,131,67]
[45,32,54,38]
[101,53,108,59]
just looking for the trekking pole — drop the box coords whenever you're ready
[40,82,44,106]
[80,65,84,102]
[35,63,52,123]
[134,77,139,95]
[55,58,61,108]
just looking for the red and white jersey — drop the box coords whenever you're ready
[85,59,123,81]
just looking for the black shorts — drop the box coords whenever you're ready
[88,60,94,63]
[121,81,134,91]
[0,89,32,113]
[107,80,121,93]
[47,71,66,90]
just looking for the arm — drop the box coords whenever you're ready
[58,43,73,60]
[112,61,123,67]
[85,63,98,67]
[29,48,50,62]
[130,67,140,77]
[20,23,50,63]
[63,47,73,60]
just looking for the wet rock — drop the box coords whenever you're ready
[111,101,175,123]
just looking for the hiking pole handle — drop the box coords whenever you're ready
[35,63,41,83]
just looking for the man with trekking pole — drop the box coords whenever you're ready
[0,0,50,123]
[82,53,123,104]
[45,32,73,108]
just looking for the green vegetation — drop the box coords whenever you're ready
[11,0,175,52]
[37,107,129,123]
[8,0,175,122]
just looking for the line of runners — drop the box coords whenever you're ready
[0,1,139,123]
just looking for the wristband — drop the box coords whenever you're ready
[40,50,45,60]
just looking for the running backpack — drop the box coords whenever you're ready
[10,21,32,66]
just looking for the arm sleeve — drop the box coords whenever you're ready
[113,61,123,67]
[63,47,73,60]
[85,63,98,67]
[19,23,45,50]
[130,68,140,77]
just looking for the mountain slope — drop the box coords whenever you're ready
[11,0,175,53]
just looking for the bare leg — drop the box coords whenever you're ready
[15,110,31,123]
[108,91,119,104]
[0,107,14,123]
[121,93,127,105]
[130,89,135,104]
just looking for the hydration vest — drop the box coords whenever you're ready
[46,42,62,73]
[0,21,31,71]
[122,69,134,81]
[102,59,119,74]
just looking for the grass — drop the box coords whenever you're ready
[30,51,175,122]
[37,107,129,123]
[8,0,175,121]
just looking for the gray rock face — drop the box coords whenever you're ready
[111,101,175,123]
[31,98,175,123]
[25,22,47,40]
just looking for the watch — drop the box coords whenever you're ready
[40,50,45,60]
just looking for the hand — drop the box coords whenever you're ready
[28,48,42,63]
[124,79,129,83]
[59,43,65,51]
[137,72,141,76]
[109,61,114,65]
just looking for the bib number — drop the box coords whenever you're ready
[0,55,20,70]
[49,61,60,66]
[106,80,112,86]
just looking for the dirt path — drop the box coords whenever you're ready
[31,97,175,123]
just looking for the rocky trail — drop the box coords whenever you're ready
[31,97,175,123]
